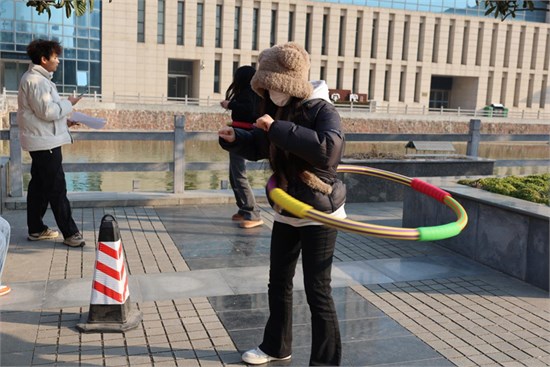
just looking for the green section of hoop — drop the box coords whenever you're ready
[417,223,462,241]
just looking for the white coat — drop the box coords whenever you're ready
[17,64,73,152]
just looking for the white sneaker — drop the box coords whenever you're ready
[241,347,291,365]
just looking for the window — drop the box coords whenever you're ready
[337,66,343,89]
[447,20,455,64]
[386,16,394,60]
[500,72,508,105]
[353,66,358,93]
[486,71,494,105]
[354,15,362,58]
[417,17,425,62]
[527,74,534,107]
[414,68,421,103]
[234,6,241,49]
[475,24,483,66]
[137,0,145,43]
[177,1,184,45]
[370,14,378,58]
[489,24,498,67]
[214,60,220,93]
[461,21,470,65]
[540,77,547,109]
[338,14,345,56]
[252,7,259,50]
[321,13,328,55]
[368,65,375,100]
[402,16,410,61]
[288,10,295,42]
[530,28,539,70]
[157,0,165,44]
[399,67,406,102]
[517,26,526,69]
[215,5,222,48]
[513,73,521,107]
[503,25,512,67]
[432,18,440,63]
[270,9,277,47]
[305,10,312,52]
[383,66,390,101]
[196,3,204,47]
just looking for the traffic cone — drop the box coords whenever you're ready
[77,214,142,333]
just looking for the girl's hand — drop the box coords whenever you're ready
[218,126,236,142]
[220,100,230,109]
[255,114,274,132]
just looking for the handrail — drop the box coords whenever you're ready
[0,114,548,198]
[2,89,549,120]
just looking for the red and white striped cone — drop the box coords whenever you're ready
[77,214,142,333]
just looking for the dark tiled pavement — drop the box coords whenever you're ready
[0,199,549,366]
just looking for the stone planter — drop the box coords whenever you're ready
[339,156,495,203]
[402,179,549,291]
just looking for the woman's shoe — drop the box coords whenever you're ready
[241,347,291,365]
[240,219,264,229]
[0,285,11,296]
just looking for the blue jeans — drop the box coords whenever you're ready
[229,152,261,220]
[27,147,79,238]
[260,221,341,366]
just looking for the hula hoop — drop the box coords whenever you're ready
[266,165,468,241]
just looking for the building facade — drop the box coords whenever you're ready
[1,0,549,112]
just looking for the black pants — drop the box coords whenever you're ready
[27,147,79,238]
[260,221,341,366]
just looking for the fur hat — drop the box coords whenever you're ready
[251,42,313,99]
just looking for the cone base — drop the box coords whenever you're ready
[76,308,142,333]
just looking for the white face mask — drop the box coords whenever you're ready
[269,90,291,107]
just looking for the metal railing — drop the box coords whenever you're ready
[2,88,549,119]
[1,114,549,200]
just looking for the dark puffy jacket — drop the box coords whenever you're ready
[228,86,259,128]
[220,98,346,214]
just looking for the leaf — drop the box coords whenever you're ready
[484,5,496,15]
[74,0,88,17]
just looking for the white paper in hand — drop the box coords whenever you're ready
[71,111,106,129]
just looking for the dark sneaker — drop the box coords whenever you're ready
[28,228,59,241]
[239,219,264,229]
[242,347,291,365]
[63,233,86,247]
[232,213,244,221]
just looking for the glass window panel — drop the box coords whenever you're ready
[63,60,76,85]
[90,62,100,87]
[64,48,77,59]
[91,11,100,28]
[77,28,88,37]
[15,2,32,21]
[0,31,13,42]
[50,24,63,36]
[52,62,63,85]
[63,26,75,37]
[77,38,89,48]
[15,32,31,45]
[89,40,100,50]
[62,36,75,48]
[16,21,31,32]
[90,29,100,39]
[77,61,88,71]
[90,50,100,61]
[15,44,27,51]
[31,22,46,35]
[0,1,15,20]
[0,43,14,51]
[77,49,89,60]
[0,20,14,31]
[76,13,88,27]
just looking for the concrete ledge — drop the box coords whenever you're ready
[340,157,495,202]
[4,189,268,209]
[402,178,550,291]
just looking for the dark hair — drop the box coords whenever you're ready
[225,65,256,101]
[26,39,63,65]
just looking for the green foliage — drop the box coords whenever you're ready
[458,174,550,205]
[26,0,111,19]
[477,1,547,21]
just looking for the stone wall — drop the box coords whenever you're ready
[3,102,549,134]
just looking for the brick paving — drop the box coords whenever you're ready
[1,201,549,366]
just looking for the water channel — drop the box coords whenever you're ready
[1,140,548,192]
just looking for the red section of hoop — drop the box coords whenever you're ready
[410,178,450,203]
